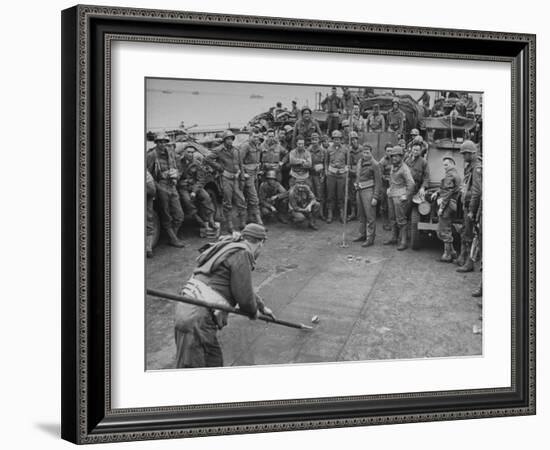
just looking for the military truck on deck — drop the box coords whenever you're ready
[409,115,477,250]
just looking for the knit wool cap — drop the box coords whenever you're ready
[242,223,268,240]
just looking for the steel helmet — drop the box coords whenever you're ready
[265,170,277,180]
[350,131,359,139]
[390,145,404,156]
[460,140,477,153]
[413,135,424,144]
[392,97,400,105]
[411,128,420,136]
[341,119,350,127]
[154,133,170,143]
[331,130,343,138]
[283,124,294,132]
[221,130,235,141]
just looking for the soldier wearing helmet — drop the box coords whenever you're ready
[205,130,248,234]
[383,145,415,250]
[292,106,321,147]
[146,134,186,248]
[307,132,327,220]
[239,130,264,225]
[324,129,349,223]
[456,140,482,273]
[258,170,289,223]
[366,103,386,133]
[321,87,344,135]
[288,180,321,230]
[387,97,405,135]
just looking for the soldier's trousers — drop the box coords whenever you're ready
[242,172,260,216]
[310,173,325,203]
[174,304,223,368]
[379,180,390,223]
[460,208,475,244]
[290,203,320,223]
[221,176,246,221]
[179,188,214,220]
[357,187,376,239]
[348,175,357,211]
[326,173,346,212]
[156,181,184,232]
[146,196,155,237]
[388,196,409,229]
[326,116,340,135]
[437,210,454,243]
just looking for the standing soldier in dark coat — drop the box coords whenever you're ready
[288,136,312,187]
[146,169,157,258]
[146,134,186,248]
[288,180,320,230]
[353,145,381,247]
[432,155,462,262]
[325,130,349,223]
[383,145,415,250]
[174,224,275,368]
[260,129,285,182]
[378,143,394,230]
[177,146,217,231]
[308,132,327,220]
[292,107,321,147]
[321,87,344,136]
[239,131,263,225]
[456,140,482,272]
[405,142,430,201]
[387,98,406,136]
[258,170,289,223]
[205,130,248,234]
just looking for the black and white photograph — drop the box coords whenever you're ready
[145,79,483,370]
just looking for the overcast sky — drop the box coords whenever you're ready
[146,78,481,132]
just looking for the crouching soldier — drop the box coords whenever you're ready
[258,170,289,223]
[174,224,275,368]
[288,180,320,230]
[353,145,381,247]
[177,145,218,231]
[432,155,462,262]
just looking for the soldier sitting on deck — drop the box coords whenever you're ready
[174,224,276,368]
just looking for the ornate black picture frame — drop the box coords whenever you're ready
[61,4,536,444]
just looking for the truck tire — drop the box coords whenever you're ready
[410,206,421,250]
[151,210,161,248]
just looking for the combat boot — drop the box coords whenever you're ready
[326,208,333,224]
[362,236,374,247]
[348,206,357,221]
[472,285,482,297]
[397,226,408,251]
[454,243,468,266]
[319,202,326,221]
[353,234,366,242]
[383,226,398,245]
[166,228,186,248]
[457,255,474,272]
[207,212,219,230]
[308,216,319,230]
[439,243,453,262]
[146,235,153,258]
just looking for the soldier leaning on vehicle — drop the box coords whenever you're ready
[383,145,415,251]
[387,98,405,135]
[432,155,462,262]
[405,142,430,201]
[146,134,186,248]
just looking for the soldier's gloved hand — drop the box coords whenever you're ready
[438,207,444,217]
[190,192,196,200]
[371,198,378,206]
[400,194,407,202]
[467,211,474,220]
[244,173,250,179]
[259,305,276,321]
[431,192,438,201]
